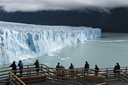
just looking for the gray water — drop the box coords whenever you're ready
[1,32,128,69]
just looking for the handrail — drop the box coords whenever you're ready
[1,64,128,71]
[9,71,25,85]
[120,70,127,75]
[0,64,128,85]
[120,70,128,84]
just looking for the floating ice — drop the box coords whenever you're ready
[0,21,101,65]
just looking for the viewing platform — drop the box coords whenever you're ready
[0,64,128,85]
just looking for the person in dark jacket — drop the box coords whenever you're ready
[34,59,39,75]
[116,63,120,76]
[95,65,99,76]
[56,62,61,80]
[116,63,120,70]
[69,63,74,73]
[56,62,61,71]
[10,61,17,75]
[113,65,118,76]
[69,63,74,69]
[84,61,89,74]
[18,60,24,77]
[69,63,74,78]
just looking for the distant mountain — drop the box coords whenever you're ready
[0,7,128,33]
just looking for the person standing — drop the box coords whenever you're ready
[56,62,61,71]
[61,65,65,73]
[116,63,120,76]
[84,61,89,74]
[95,65,99,76]
[34,59,39,75]
[69,63,74,78]
[61,65,65,77]
[69,63,74,70]
[113,65,118,76]
[56,62,61,80]
[10,61,17,75]
[18,60,24,77]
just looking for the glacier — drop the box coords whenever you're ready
[0,21,101,65]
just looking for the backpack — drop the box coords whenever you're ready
[20,62,24,68]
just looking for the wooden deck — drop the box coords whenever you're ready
[0,64,128,85]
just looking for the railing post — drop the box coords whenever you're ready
[15,77,16,85]
[106,68,108,84]
[75,70,77,85]
[29,70,31,84]
[27,66,29,76]
[41,64,42,75]
[82,69,84,77]
[91,80,93,85]
[47,68,49,82]
[118,70,120,82]
[126,67,127,75]
[9,72,10,85]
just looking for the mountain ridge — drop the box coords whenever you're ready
[0,7,128,33]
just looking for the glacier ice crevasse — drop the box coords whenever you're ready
[0,21,101,65]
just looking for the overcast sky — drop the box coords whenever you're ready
[0,0,128,12]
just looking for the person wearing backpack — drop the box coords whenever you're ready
[18,60,24,77]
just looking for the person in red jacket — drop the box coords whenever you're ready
[18,60,24,77]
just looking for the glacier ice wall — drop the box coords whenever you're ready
[0,21,101,65]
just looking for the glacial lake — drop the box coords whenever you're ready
[1,32,128,69]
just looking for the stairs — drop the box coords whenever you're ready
[19,75,47,84]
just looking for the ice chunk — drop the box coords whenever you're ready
[0,21,101,65]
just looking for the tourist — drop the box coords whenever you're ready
[113,65,118,76]
[69,63,74,72]
[69,63,74,69]
[61,65,65,73]
[69,63,74,70]
[56,62,61,71]
[84,61,89,74]
[34,59,39,75]
[69,63,74,78]
[56,62,61,80]
[116,63,120,76]
[95,65,99,76]
[61,65,65,77]
[10,61,17,75]
[18,60,24,77]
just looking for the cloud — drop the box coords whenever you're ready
[0,0,128,12]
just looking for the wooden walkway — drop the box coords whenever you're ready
[0,64,128,85]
